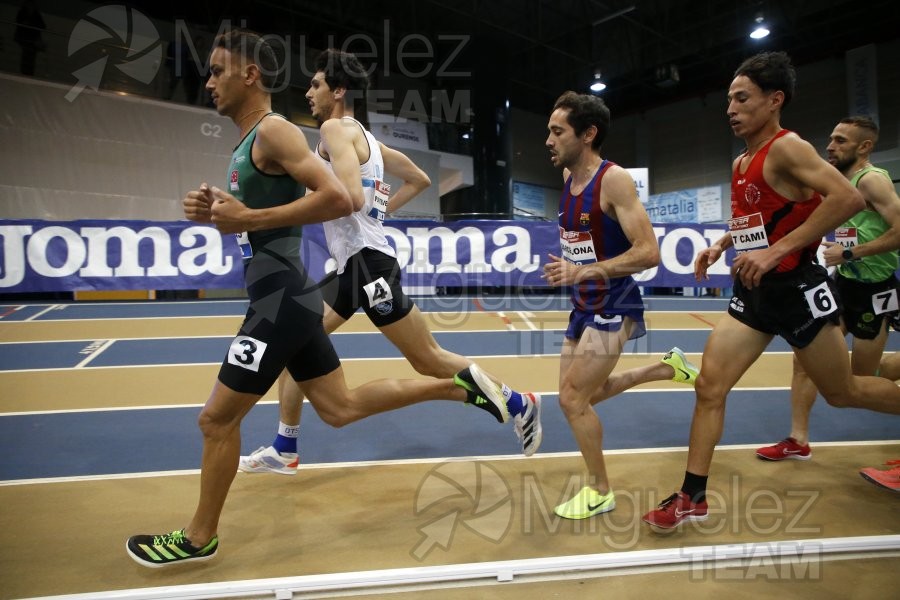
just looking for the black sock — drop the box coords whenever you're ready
[681,471,708,504]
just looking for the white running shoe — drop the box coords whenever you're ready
[514,393,543,457]
[238,446,299,475]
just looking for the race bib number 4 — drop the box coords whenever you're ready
[559,229,597,265]
[728,212,769,253]
[363,277,393,307]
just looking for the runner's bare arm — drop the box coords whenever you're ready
[380,143,431,214]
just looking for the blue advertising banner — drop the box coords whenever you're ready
[0,220,245,292]
[1,219,737,293]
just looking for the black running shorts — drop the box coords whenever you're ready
[218,248,340,395]
[727,262,841,349]
[319,248,414,327]
[835,272,899,340]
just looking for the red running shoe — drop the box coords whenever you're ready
[756,437,811,461]
[642,491,708,532]
[859,460,900,493]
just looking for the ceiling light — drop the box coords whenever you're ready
[750,16,770,39]
[590,71,606,93]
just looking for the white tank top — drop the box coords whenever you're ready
[317,117,396,273]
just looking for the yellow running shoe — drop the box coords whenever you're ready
[554,486,616,519]
[661,347,699,386]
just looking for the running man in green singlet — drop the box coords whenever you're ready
[126,29,520,568]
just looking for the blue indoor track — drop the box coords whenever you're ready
[1,296,898,482]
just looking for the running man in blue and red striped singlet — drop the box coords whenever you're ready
[542,91,699,520]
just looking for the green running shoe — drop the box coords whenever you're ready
[661,346,699,386]
[554,486,616,519]
[454,363,510,423]
[126,529,218,568]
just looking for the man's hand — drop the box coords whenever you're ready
[731,247,782,289]
[209,186,254,234]
[694,245,723,281]
[182,183,214,223]
[542,253,584,287]
[821,240,846,267]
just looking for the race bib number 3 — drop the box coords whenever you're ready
[227,335,267,372]
[728,212,769,253]
[363,277,393,307]
[804,281,838,319]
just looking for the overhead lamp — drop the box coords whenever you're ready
[590,71,606,93]
[750,15,770,39]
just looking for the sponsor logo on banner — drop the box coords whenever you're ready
[0,220,243,291]
[3,220,740,292]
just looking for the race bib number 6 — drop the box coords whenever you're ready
[804,281,838,318]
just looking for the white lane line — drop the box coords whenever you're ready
[24,304,60,321]
[2,440,897,485]
[1,388,714,416]
[0,350,794,375]
[73,339,116,368]
[18,536,900,599]
[496,311,517,330]
[517,311,539,331]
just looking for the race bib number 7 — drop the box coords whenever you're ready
[872,289,899,315]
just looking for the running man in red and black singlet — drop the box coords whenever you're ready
[643,51,900,533]
[756,116,900,465]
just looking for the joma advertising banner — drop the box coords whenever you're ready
[0,219,736,293]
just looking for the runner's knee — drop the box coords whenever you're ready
[558,382,591,418]
[309,392,357,428]
[407,349,450,378]
[694,372,727,408]
[197,406,236,440]
[820,389,854,408]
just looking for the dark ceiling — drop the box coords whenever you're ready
[126,0,899,120]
